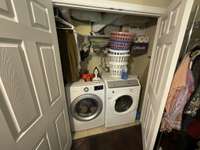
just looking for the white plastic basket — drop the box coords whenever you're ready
[108,49,130,63]
[109,62,128,77]
[109,49,130,55]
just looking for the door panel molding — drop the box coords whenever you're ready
[55,111,70,150]
[37,43,61,106]
[34,133,51,150]
[28,0,51,32]
[0,0,17,21]
[0,39,42,141]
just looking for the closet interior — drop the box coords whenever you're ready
[156,4,200,150]
[53,5,158,113]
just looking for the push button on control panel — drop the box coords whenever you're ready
[83,87,89,92]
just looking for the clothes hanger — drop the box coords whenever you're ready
[54,8,67,26]
[191,49,200,60]
[55,16,74,30]
[54,7,74,30]
[189,49,200,69]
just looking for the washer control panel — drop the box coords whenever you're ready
[83,85,104,92]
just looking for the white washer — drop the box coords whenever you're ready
[103,75,141,128]
[66,80,105,131]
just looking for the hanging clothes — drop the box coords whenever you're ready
[185,84,200,117]
[185,52,200,117]
[190,47,200,87]
[56,17,80,84]
[160,55,195,132]
[165,55,192,112]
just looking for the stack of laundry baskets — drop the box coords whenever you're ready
[108,32,133,77]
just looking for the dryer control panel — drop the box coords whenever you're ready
[108,79,139,88]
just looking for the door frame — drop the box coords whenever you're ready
[52,0,166,17]
[52,0,192,149]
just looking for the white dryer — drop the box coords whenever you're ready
[66,80,105,131]
[103,75,141,128]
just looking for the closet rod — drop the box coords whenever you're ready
[56,27,74,30]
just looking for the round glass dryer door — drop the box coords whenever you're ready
[115,95,133,112]
[71,94,103,121]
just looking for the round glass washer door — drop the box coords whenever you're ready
[71,94,103,121]
[115,95,133,113]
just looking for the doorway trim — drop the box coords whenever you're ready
[52,0,166,16]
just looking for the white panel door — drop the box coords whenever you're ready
[140,0,194,150]
[0,0,71,150]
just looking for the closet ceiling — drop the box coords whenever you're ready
[57,7,157,29]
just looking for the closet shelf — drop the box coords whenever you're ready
[88,35,110,39]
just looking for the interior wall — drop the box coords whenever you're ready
[82,25,157,77]
[194,0,200,21]
[85,25,157,74]
[129,25,156,111]
[129,26,156,80]
[108,0,172,8]
[75,24,91,35]
[191,0,200,41]
[71,17,92,35]
[180,0,200,52]
[87,54,102,72]
[190,0,200,22]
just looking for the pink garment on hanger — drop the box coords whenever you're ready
[161,70,194,131]
[160,55,195,132]
[165,55,190,113]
